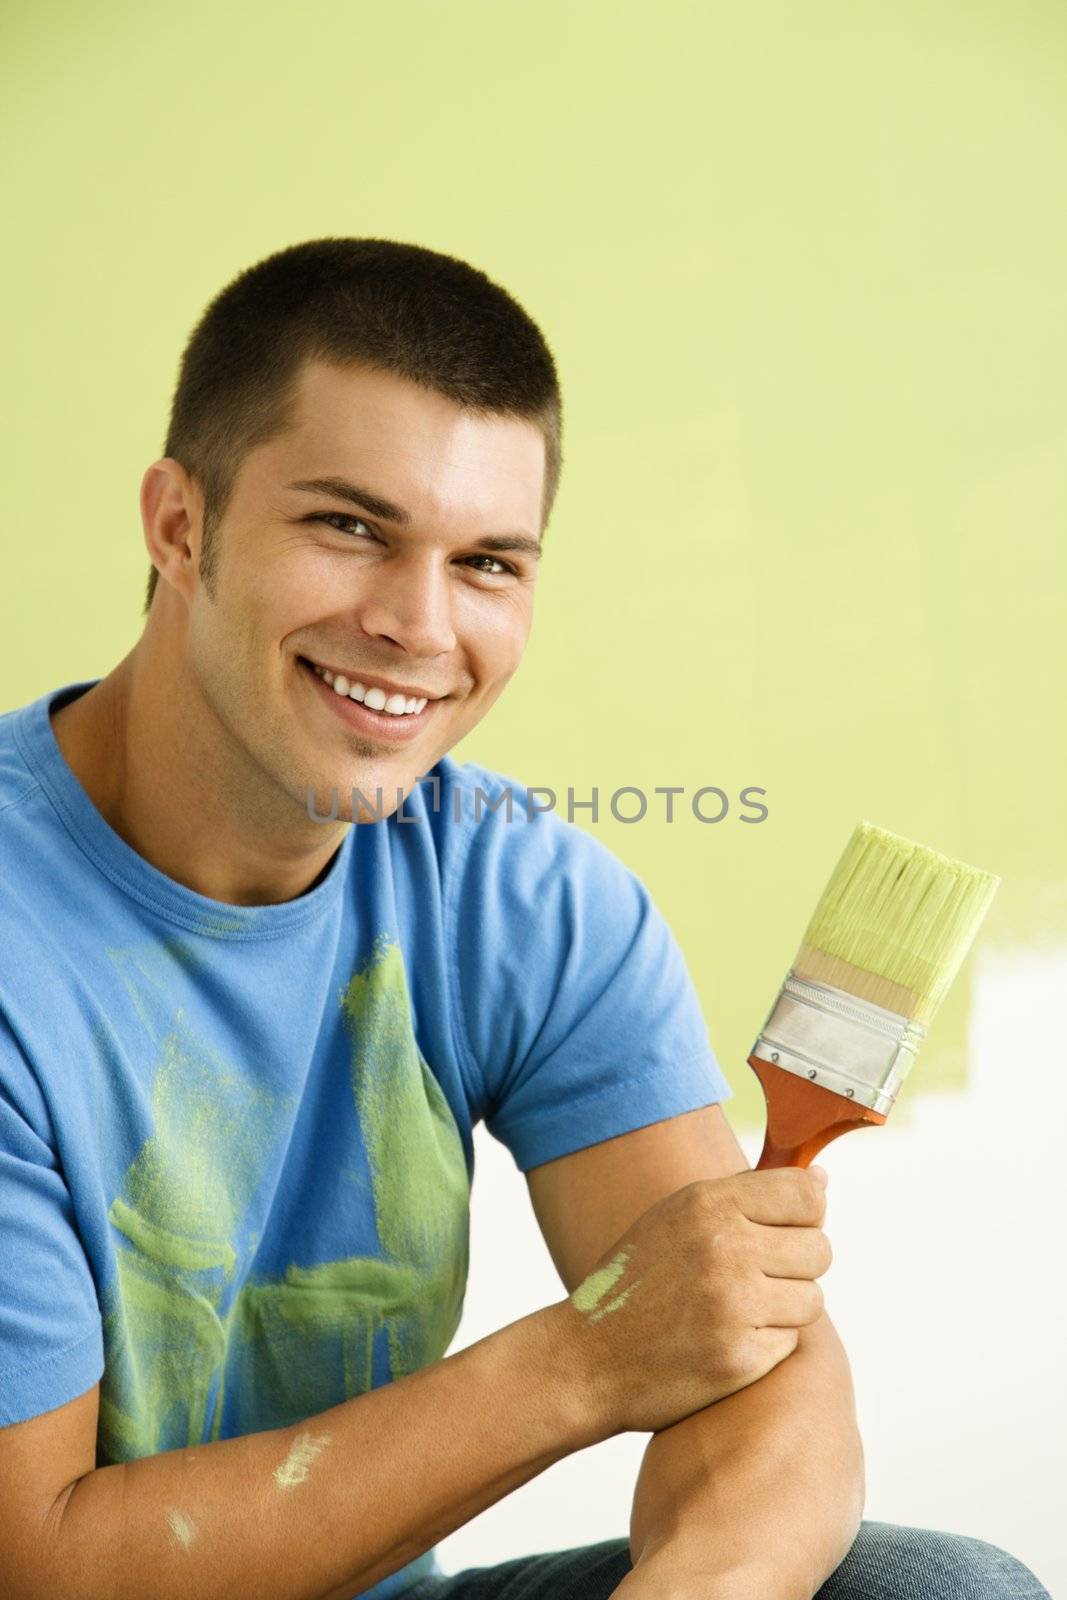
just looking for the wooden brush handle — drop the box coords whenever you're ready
[748,1054,887,1169]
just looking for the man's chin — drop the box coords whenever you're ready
[303,765,423,826]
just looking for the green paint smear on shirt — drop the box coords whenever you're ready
[571,1250,631,1313]
[96,933,470,1466]
[339,933,471,1380]
[106,941,293,1248]
[99,953,296,1461]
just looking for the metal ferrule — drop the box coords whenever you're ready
[749,971,926,1116]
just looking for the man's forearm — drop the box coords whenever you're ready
[628,1310,866,1597]
[42,1301,595,1600]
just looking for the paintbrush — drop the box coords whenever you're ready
[749,822,1000,1169]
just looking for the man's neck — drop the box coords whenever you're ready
[49,644,348,907]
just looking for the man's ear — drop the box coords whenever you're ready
[141,457,204,604]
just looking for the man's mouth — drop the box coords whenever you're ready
[300,656,435,717]
[297,656,444,742]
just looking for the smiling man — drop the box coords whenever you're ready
[0,239,1045,1600]
[50,352,546,904]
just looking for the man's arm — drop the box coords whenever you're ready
[622,1309,865,1599]
[526,1104,866,1599]
[3,1303,599,1600]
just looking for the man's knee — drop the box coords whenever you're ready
[821,1518,1050,1599]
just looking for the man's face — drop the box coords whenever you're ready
[182,359,546,823]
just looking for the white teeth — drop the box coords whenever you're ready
[311,662,429,716]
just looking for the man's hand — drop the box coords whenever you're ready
[560,1167,831,1437]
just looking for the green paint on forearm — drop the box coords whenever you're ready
[587,1281,639,1323]
[166,1508,196,1550]
[274,1430,332,1488]
[570,1249,634,1315]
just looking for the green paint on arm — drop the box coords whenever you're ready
[166,1508,196,1550]
[274,1430,332,1489]
[587,1281,639,1323]
[570,1249,632,1314]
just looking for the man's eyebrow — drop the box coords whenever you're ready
[286,476,543,559]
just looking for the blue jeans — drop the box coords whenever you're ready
[409,1522,1051,1598]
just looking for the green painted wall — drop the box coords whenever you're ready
[3,1,1064,1121]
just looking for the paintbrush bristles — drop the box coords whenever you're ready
[792,822,1001,1027]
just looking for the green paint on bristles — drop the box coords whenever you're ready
[796,821,1000,1025]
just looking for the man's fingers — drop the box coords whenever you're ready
[753,1275,826,1327]
[730,1167,827,1227]
[755,1221,833,1279]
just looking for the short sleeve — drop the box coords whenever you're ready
[0,1009,103,1426]
[448,778,733,1173]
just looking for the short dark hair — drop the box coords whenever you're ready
[145,237,563,612]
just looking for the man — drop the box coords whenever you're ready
[0,238,1046,1600]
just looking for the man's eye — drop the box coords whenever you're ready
[312,514,515,577]
[315,512,377,538]
[465,554,513,576]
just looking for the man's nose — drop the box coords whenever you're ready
[357,553,458,659]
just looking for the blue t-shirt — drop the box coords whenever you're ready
[0,678,732,1596]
